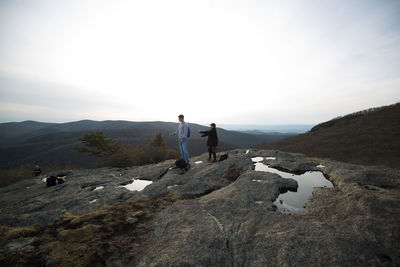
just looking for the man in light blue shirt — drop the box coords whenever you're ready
[169,114,190,170]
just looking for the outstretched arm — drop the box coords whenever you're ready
[169,125,179,136]
[198,130,209,135]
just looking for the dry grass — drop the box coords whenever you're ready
[0,225,40,242]
[0,194,185,266]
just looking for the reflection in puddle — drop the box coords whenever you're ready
[195,161,203,164]
[89,199,97,204]
[252,157,333,214]
[317,164,326,168]
[94,186,104,191]
[119,179,153,192]
[251,157,264,162]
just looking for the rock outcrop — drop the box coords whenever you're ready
[1,149,399,266]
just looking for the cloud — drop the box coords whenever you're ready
[0,0,399,124]
[0,71,143,122]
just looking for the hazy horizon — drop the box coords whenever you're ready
[0,118,314,133]
[1,0,400,125]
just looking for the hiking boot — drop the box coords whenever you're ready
[207,157,212,162]
[213,159,217,162]
[185,163,191,171]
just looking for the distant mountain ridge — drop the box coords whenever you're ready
[259,103,400,169]
[219,124,314,133]
[0,120,293,169]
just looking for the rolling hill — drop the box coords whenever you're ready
[259,103,400,169]
[0,120,293,169]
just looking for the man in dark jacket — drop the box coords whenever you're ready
[199,123,218,162]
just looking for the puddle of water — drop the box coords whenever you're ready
[118,179,153,192]
[316,164,326,168]
[251,157,264,162]
[167,184,180,189]
[94,186,104,191]
[246,150,250,154]
[252,157,333,214]
[89,199,97,204]
[251,156,276,162]
[195,161,203,164]
[275,199,302,213]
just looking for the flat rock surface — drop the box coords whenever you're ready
[1,149,399,266]
[0,164,163,226]
[0,150,258,226]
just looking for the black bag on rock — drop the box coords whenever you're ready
[46,176,57,187]
[175,158,187,169]
[218,153,228,162]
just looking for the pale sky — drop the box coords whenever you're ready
[1,0,399,125]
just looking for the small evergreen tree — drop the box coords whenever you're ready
[102,147,133,168]
[146,133,167,163]
[75,131,179,168]
[74,131,121,157]
[131,133,179,164]
[74,131,133,168]
[149,132,167,149]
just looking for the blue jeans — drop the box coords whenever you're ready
[179,138,189,163]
